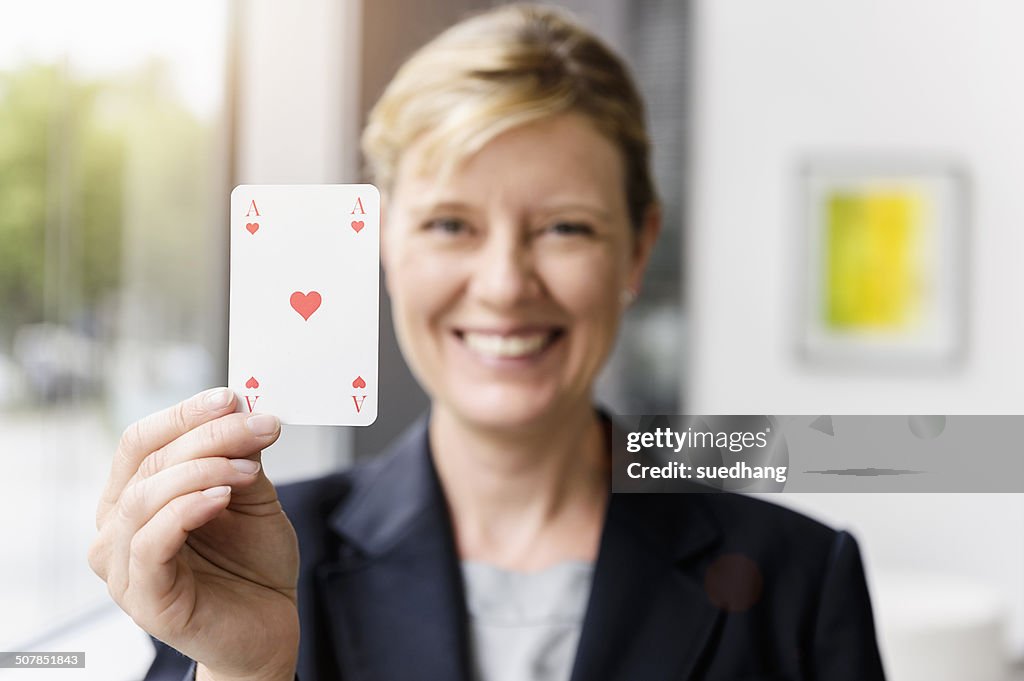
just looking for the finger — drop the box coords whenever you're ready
[128,413,280,490]
[124,487,233,621]
[101,411,279,532]
[99,388,237,523]
[100,456,262,593]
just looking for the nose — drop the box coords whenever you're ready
[467,227,541,308]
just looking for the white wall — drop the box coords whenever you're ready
[689,0,1024,414]
[689,0,1024,658]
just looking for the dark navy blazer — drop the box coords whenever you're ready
[145,416,887,680]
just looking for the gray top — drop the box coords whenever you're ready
[461,560,595,681]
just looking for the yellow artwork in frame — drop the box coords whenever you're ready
[801,161,965,368]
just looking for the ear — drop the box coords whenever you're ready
[626,203,662,295]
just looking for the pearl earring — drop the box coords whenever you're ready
[620,288,636,308]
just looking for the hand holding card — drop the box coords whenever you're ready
[228,184,380,426]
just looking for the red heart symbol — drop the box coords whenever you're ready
[246,222,259,234]
[245,376,259,389]
[290,291,322,320]
[352,376,366,389]
[350,220,364,233]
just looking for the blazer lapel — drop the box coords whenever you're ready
[569,492,724,681]
[316,418,473,681]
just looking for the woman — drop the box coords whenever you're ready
[89,5,886,681]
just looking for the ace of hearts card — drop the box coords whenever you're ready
[228,184,379,426]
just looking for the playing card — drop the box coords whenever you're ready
[228,184,379,426]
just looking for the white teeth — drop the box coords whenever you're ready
[462,332,553,359]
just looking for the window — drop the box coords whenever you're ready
[0,0,230,647]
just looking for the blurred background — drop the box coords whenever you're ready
[0,0,1021,678]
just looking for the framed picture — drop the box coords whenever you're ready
[798,160,967,369]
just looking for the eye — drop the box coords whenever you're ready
[424,217,470,235]
[546,221,595,237]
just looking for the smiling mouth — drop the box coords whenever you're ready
[454,328,565,360]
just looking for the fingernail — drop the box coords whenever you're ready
[203,388,232,410]
[201,485,231,498]
[246,414,279,436]
[229,459,261,475]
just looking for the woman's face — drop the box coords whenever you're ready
[383,113,658,431]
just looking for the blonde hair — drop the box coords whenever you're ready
[361,3,657,229]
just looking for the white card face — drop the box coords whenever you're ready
[228,184,379,426]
